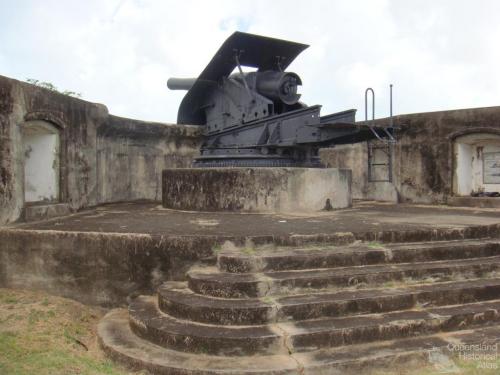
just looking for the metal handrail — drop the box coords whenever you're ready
[364,86,396,143]
[365,87,384,141]
[389,83,393,127]
[364,87,375,123]
[384,83,396,142]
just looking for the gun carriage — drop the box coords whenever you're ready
[168,32,392,167]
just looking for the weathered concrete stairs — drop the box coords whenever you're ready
[98,237,500,374]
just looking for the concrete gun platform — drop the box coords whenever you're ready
[11,200,500,237]
[1,200,499,307]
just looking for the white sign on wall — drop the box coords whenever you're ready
[483,152,500,184]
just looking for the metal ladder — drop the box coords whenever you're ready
[365,85,396,182]
[368,140,393,182]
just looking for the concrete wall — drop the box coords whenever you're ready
[0,229,216,306]
[321,106,500,204]
[319,143,398,202]
[97,116,200,202]
[162,167,352,213]
[0,75,202,225]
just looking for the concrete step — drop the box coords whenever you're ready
[190,255,500,298]
[23,202,72,222]
[294,324,500,374]
[130,294,500,356]
[158,281,273,326]
[218,239,500,273]
[286,300,500,352]
[98,309,298,375]
[129,296,284,356]
[448,196,500,209]
[98,308,500,374]
[158,278,500,325]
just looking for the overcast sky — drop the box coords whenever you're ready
[1,0,499,123]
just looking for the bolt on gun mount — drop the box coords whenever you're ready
[168,31,390,167]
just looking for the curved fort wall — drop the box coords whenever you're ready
[0,75,202,225]
[321,107,500,204]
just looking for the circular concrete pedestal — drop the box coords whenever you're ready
[162,167,352,213]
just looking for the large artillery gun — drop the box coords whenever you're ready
[168,31,393,167]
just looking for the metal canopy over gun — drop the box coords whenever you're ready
[168,31,393,167]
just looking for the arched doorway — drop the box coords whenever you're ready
[21,120,60,203]
[453,132,500,196]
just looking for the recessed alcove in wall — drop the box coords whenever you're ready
[453,132,500,196]
[21,120,61,203]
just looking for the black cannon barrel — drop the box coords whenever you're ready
[167,77,197,91]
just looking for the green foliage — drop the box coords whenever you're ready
[26,79,82,98]
[212,245,222,255]
[366,241,385,249]
[241,246,256,255]
[260,296,275,305]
